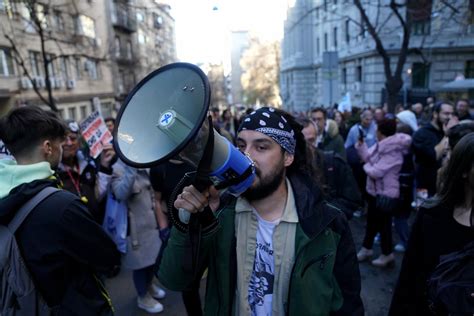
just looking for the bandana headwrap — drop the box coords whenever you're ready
[237,107,296,155]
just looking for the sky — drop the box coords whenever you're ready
[163,0,291,69]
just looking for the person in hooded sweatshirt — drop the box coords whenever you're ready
[355,118,412,267]
[0,106,120,315]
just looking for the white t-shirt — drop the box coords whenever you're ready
[248,212,279,316]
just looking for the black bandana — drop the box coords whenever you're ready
[237,107,296,155]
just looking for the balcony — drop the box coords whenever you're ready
[112,9,137,33]
[115,49,138,66]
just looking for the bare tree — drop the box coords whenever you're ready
[207,63,228,108]
[351,0,465,112]
[240,38,281,106]
[1,0,106,112]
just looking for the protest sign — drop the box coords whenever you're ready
[79,110,113,158]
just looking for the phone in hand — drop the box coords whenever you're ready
[358,125,365,142]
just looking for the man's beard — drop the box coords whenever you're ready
[243,162,286,201]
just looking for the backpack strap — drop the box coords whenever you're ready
[8,186,60,233]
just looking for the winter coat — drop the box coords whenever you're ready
[57,150,112,223]
[0,159,120,314]
[319,119,347,159]
[356,133,412,198]
[412,123,444,196]
[158,171,364,316]
[389,204,474,315]
[111,160,161,269]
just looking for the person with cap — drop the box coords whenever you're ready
[158,107,364,315]
[57,120,115,223]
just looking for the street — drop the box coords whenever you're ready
[106,215,404,316]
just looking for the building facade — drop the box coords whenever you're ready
[0,0,176,120]
[280,0,474,113]
[0,0,115,119]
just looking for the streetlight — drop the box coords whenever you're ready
[403,68,412,108]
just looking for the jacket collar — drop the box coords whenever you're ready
[288,171,338,239]
[235,178,298,224]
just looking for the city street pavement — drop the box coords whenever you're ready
[107,214,405,316]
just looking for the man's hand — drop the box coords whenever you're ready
[174,185,220,213]
[434,136,449,161]
[100,143,116,168]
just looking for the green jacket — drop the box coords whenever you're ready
[158,172,363,315]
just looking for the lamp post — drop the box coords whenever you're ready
[403,68,412,108]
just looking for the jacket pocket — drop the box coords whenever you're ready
[301,252,334,277]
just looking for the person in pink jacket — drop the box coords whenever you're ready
[355,118,412,267]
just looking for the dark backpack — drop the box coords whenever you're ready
[0,187,59,316]
[427,240,474,315]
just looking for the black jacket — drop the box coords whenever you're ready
[412,123,444,196]
[0,178,120,315]
[319,151,363,219]
[389,204,474,315]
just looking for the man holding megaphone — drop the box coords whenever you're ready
[158,107,363,315]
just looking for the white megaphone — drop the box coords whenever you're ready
[113,63,255,226]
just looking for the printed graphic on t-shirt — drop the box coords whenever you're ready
[248,217,276,316]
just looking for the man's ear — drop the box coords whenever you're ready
[41,139,52,157]
[283,151,294,167]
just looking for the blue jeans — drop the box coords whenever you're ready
[133,265,155,297]
[393,217,409,247]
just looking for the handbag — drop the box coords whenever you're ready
[102,191,128,253]
[374,178,398,214]
[375,194,398,214]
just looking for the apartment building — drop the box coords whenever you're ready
[0,0,115,119]
[0,0,176,119]
[281,0,474,112]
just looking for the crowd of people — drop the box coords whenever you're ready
[0,96,473,315]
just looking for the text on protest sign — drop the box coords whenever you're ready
[79,110,113,159]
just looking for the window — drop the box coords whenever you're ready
[342,67,347,87]
[345,20,350,43]
[324,0,328,11]
[153,13,163,28]
[53,10,64,32]
[115,36,121,58]
[75,14,96,38]
[412,63,430,88]
[138,29,146,44]
[45,54,55,77]
[324,33,328,51]
[315,70,318,84]
[59,56,69,79]
[333,27,338,49]
[80,105,87,119]
[86,58,99,80]
[356,65,362,82]
[29,51,41,76]
[126,41,132,59]
[465,60,474,78]
[68,107,76,120]
[412,20,430,35]
[136,11,144,22]
[58,108,65,119]
[0,47,14,76]
[316,37,320,55]
[74,57,82,79]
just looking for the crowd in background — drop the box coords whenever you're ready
[1,96,473,315]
